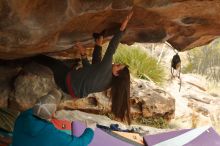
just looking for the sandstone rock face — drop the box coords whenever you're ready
[130,77,175,120]
[166,74,220,132]
[1,0,220,59]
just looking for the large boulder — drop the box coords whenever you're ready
[11,62,56,111]
[130,78,175,120]
[1,0,220,59]
[166,74,220,132]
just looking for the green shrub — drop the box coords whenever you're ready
[136,116,169,129]
[183,61,193,73]
[113,44,166,84]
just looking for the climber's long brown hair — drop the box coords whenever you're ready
[111,66,131,124]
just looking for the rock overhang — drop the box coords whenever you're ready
[1,0,220,59]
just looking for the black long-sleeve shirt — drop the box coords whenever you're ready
[68,30,124,98]
[92,44,102,65]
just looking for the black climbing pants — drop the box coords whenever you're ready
[33,55,70,93]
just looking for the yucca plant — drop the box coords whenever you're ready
[113,44,166,84]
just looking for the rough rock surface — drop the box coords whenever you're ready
[1,0,220,59]
[10,62,56,110]
[0,84,10,108]
[165,74,220,133]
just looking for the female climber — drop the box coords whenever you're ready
[34,11,133,124]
